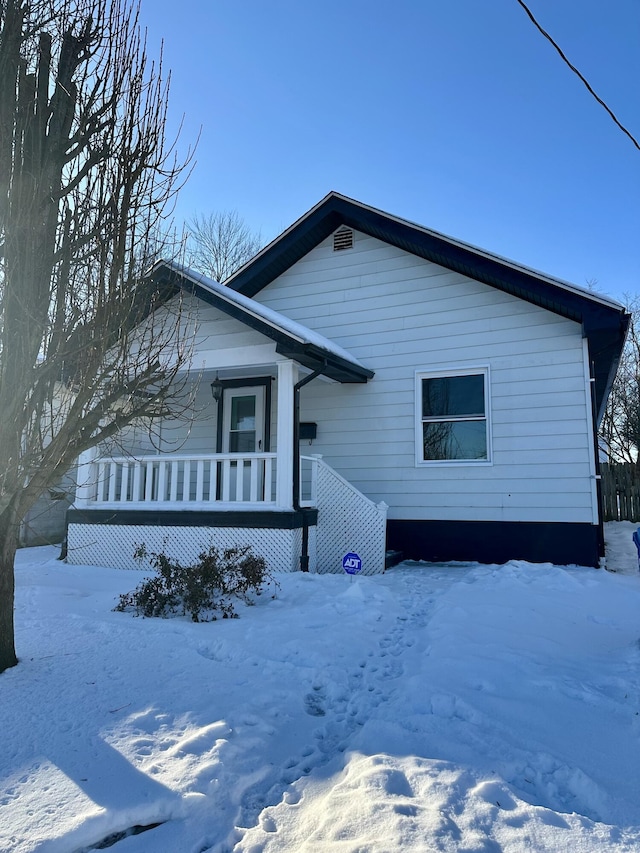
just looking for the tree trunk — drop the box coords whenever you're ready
[0,0,193,674]
[0,507,19,673]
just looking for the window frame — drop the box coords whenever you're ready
[415,366,492,466]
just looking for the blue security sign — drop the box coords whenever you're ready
[342,552,362,575]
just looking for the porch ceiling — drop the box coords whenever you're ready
[149,260,374,384]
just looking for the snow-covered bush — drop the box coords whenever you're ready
[115,544,274,621]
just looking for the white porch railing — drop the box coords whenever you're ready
[76,452,382,515]
[79,452,277,507]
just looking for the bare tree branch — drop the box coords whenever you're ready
[599,296,639,463]
[185,210,262,283]
[0,0,196,672]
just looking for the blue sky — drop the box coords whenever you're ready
[140,0,639,300]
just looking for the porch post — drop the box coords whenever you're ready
[74,445,98,508]
[276,360,296,508]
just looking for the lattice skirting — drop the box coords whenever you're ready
[314,464,387,575]
[67,523,316,573]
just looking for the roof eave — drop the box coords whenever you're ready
[149,261,372,385]
[225,193,629,416]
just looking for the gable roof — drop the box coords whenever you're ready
[226,192,629,421]
[148,260,373,384]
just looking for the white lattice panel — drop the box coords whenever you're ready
[67,523,300,572]
[315,462,387,575]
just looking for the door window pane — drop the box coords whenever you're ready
[229,431,256,452]
[231,396,256,431]
[229,395,256,452]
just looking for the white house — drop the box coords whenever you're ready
[66,193,629,572]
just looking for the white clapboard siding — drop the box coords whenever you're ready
[171,379,216,454]
[153,295,280,366]
[255,230,594,525]
[111,379,217,458]
[110,299,282,459]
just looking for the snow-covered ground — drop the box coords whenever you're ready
[2,523,640,852]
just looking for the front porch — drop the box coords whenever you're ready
[67,451,388,575]
[65,262,387,573]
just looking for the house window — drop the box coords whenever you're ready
[417,368,490,463]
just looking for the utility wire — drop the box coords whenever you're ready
[515,0,640,151]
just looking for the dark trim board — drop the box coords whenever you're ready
[215,375,272,454]
[386,519,600,568]
[67,508,318,530]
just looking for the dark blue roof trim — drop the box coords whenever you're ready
[150,263,373,384]
[226,193,629,420]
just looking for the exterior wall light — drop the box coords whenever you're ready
[210,374,223,403]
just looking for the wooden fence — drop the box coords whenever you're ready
[600,462,640,522]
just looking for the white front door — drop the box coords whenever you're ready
[222,386,266,452]
[220,385,268,501]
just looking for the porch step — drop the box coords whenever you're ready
[385,549,404,569]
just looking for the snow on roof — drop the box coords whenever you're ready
[157,259,367,372]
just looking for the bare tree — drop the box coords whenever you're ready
[600,297,638,463]
[186,210,262,282]
[0,0,196,673]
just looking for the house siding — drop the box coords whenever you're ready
[111,378,218,457]
[119,298,284,457]
[254,231,595,527]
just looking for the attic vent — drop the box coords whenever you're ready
[333,227,354,251]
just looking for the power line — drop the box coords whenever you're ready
[515,0,640,151]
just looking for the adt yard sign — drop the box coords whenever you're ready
[342,552,362,575]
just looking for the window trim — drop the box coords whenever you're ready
[415,366,492,466]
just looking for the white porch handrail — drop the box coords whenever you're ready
[75,452,277,508]
[300,454,387,516]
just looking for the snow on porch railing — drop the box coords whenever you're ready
[80,452,277,506]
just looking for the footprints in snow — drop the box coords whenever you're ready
[234,593,432,837]
[304,685,326,717]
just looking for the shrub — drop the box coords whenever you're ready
[115,544,276,621]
